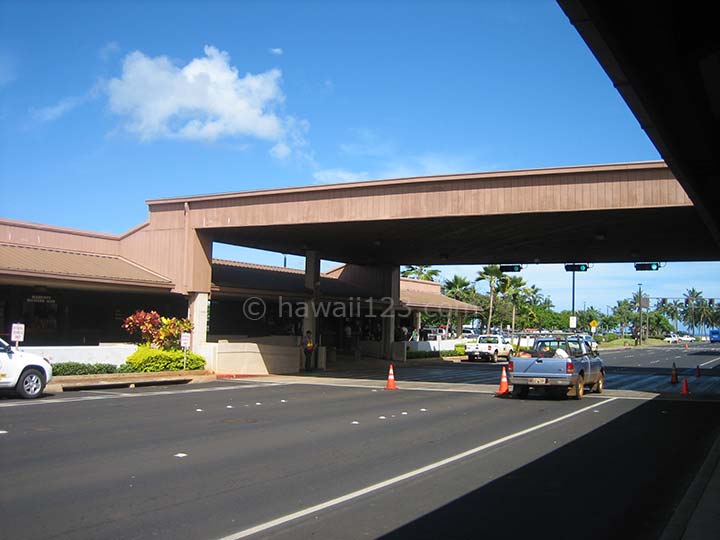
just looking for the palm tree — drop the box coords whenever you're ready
[682,288,703,335]
[497,275,526,344]
[696,299,713,337]
[613,299,634,339]
[401,265,440,281]
[442,275,472,336]
[476,265,505,332]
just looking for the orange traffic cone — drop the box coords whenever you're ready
[681,378,690,395]
[385,364,398,390]
[696,365,702,378]
[670,363,679,384]
[496,367,509,396]
[684,343,689,350]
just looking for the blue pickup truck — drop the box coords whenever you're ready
[508,335,604,399]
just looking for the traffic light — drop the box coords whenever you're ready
[564,264,589,272]
[634,262,660,271]
[499,264,522,272]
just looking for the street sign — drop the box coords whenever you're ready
[180,332,191,349]
[589,319,598,328]
[499,264,522,272]
[564,264,589,272]
[11,323,25,343]
[635,262,660,271]
[569,316,577,329]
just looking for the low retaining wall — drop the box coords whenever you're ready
[21,344,138,366]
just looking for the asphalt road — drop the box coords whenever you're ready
[315,342,720,395]
[1,380,719,540]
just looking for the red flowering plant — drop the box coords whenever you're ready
[122,310,193,350]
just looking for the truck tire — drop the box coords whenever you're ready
[592,373,604,394]
[16,368,45,399]
[512,385,529,399]
[573,375,585,400]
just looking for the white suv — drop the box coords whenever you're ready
[0,338,53,398]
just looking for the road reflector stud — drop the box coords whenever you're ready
[496,366,510,396]
[385,364,398,390]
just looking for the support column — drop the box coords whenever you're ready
[188,292,209,352]
[302,250,321,337]
[381,266,400,360]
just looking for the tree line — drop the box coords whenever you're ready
[401,265,720,337]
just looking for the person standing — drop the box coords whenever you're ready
[302,330,315,371]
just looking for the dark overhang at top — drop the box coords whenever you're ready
[557,0,720,247]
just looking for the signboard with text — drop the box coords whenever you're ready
[569,316,577,329]
[180,332,191,349]
[11,323,25,343]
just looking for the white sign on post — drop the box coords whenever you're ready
[11,323,25,344]
[180,332,191,371]
[569,316,577,329]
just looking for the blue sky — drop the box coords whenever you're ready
[0,0,718,312]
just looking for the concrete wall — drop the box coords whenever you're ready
[213,335,301,375]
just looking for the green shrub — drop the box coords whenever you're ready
[125,345,205,372]
[604,333,618,342]
[53,362,118,376]
[406,350,440,359]
[453,343,466,355]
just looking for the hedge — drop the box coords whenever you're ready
[406,349,467,359]
[124,346,206,372]
[52,362,119,376]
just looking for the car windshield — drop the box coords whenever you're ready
[477,336,499,344]
[0,337,8,347]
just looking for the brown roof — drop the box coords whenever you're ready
[212,259,479,313]
[400,289,481,314]
[0,243,172,287]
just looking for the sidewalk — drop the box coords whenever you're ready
[661,430,720,540]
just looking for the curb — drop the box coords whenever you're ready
[659,431,720,540]
[46,370,214,392]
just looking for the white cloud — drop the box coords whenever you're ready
[99,41,121,62]
[270,142,291,159]
[313,168,370,184]
[30,97,83,122]
[269,48,283,56]
[107,45,301,154]
[0,51,17,87]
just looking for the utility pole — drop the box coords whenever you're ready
[571,270,576,315]
[638,283,643,345]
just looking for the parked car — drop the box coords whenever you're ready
[0,338,53,399]
[508,336,604,399]
[466,334,514,362]
[664,334,680,343]
[462,329,480,340]
[679,334,695,343]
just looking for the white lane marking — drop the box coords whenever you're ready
[378,416,386,420]
[0,430,8,434]
[196,409,204,412]
[227,406,234,409]
[0,383,284,408]
[420,408,427,412]
[214,398,620,540]
[650,360,660,364]
[351,421,359,425]
[700,356,720,367]
[174,453,188,458]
